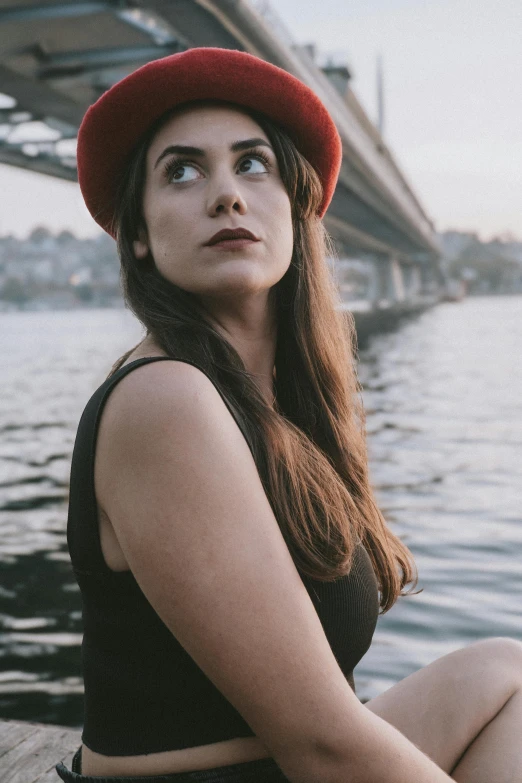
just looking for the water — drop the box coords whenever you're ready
[0,297,520,728]
[0,307,145,727]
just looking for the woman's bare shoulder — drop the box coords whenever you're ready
[103,354,220,438]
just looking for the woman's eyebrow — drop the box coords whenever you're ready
[153,137,273,170]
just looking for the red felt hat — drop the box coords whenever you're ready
[77,47,342,237]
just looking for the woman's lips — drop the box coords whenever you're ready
[207,238,260,250]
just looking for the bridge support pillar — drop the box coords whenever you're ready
[401,264,422,298]
[369,254,406,305]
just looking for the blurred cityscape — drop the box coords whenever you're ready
[0,227,521,311]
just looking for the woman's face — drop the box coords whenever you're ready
[134,103,294,301]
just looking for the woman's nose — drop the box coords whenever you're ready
[207,175,248,216]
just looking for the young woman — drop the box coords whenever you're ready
[56,48,522,783]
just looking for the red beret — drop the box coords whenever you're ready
[77,47,342,237]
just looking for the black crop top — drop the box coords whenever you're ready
[67,356,380,756]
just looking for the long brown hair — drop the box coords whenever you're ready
[109,100,420,613]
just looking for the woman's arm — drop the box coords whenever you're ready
[283,707,454,782]
[95,360,453,783]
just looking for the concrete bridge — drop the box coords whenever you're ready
[0,0,443,333]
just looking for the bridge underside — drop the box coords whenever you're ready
[0,0,440,263]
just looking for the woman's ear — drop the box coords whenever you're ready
[133,226,149,260]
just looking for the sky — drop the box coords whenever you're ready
[0,0,520,241]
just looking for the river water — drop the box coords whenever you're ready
[0,296,521,728]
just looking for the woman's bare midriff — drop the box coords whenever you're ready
[84,343,273,776]
[81,737,272,776]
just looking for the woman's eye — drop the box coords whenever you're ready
[238,156,269,174]
[166,162,200,183]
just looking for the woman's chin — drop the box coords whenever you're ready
[192,268,285,298]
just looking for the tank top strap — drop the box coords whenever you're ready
[66,356,254,577]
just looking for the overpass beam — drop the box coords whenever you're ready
[38,43,183,79]
[0,142,77,179]
[0,65,87,125]
[0,2,113,24]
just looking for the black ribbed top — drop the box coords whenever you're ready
[67,356,380,756]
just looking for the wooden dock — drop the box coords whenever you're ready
[0,719,80,782]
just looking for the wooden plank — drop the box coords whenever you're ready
[0,720,81,783]
[0,721,39,756]
[35,741,79,783]
[37,760,77,783]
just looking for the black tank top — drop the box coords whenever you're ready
[67,356,380,756]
